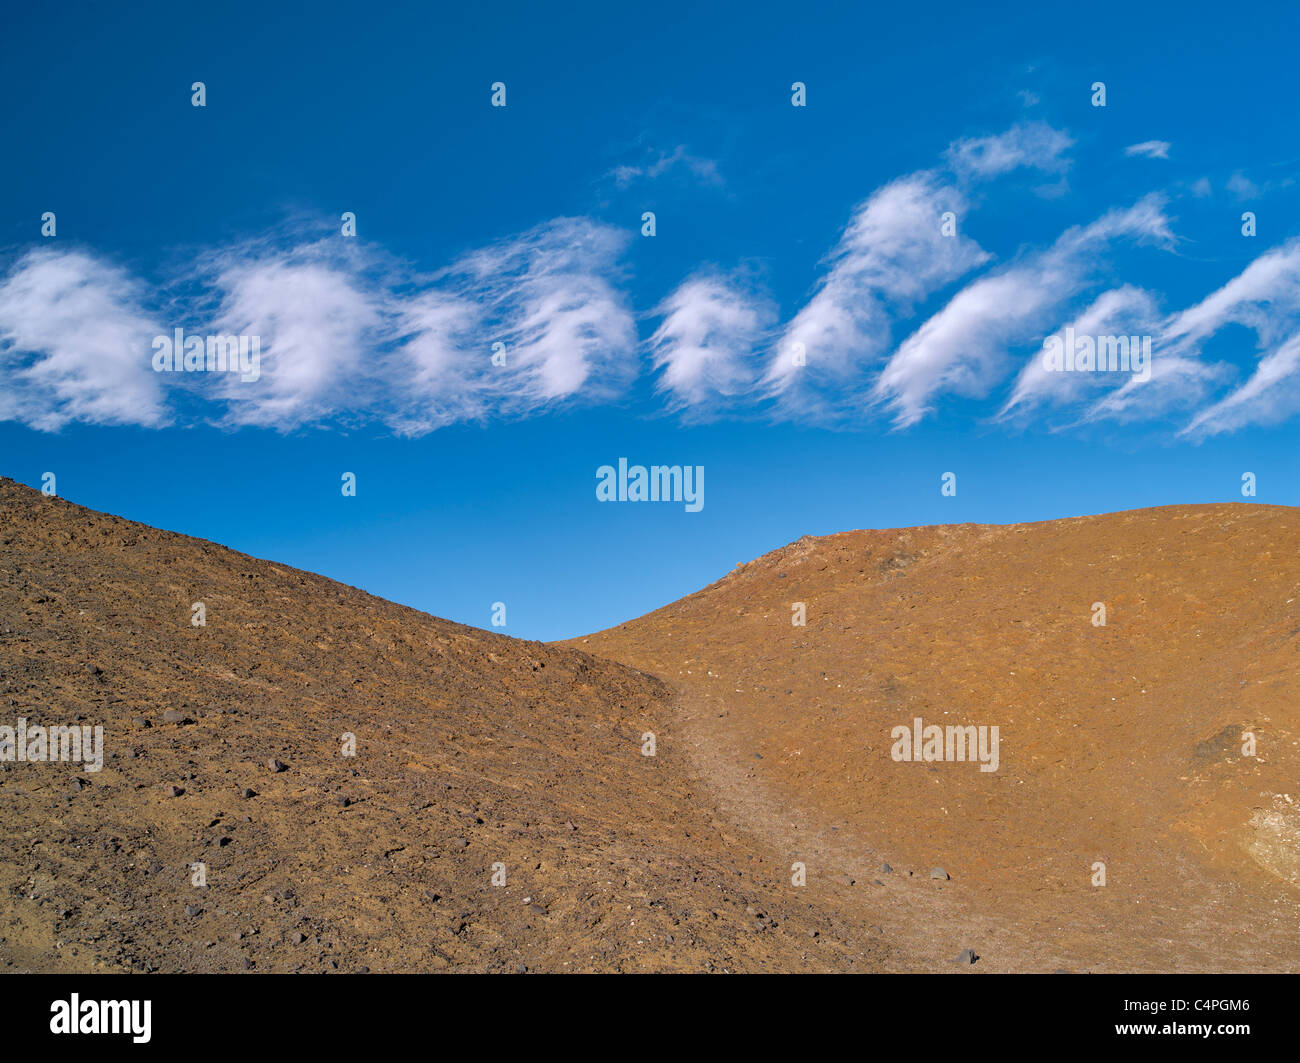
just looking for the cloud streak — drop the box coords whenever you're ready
[7,123,1300,440]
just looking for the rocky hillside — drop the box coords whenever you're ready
[0,478,894,973]
[572,504,1300,972]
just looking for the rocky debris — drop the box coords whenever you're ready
[266,758,288,773]
[954,948,979,965]
[930,868,950,881]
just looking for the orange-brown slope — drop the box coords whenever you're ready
[571,505,1300,971]
[0,478,896,973]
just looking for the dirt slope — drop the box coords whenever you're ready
[0,478,896,973]
[572,504,1300,972]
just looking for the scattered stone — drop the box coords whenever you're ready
[162,709,190,724]
[879,863,893,873]
[334,795,351,807]
[184,905,200,918]
[132,716,149,728]
[955,948,979,965]
[872,879,885,886]
[163,785,184,798]
[267,758,288,773]
[289,931,305,945]
[930,868,950,881]
[239,788,257,799]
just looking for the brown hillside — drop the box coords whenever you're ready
[0,478,895,973]
[572,504,1300,972]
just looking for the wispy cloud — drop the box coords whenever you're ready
[0,217,637,435]
[1125,140,1171,160]
[1001,284,1162,419]
[945,121,1074,179]
[648,270,775,412]
[610,145,723,188]
[764,172,991,419]
[0,248,168,431]
[198,237,386,431]
[874,195,1175,427]
[447,217,636,415]
[10,120,1300,441]
[1150,238,1300,436]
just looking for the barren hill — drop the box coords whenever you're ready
[572,504,1300,972]
[0,478,893,973]
[4,480,1298,973]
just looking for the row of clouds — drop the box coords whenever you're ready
[1,122,1297,437]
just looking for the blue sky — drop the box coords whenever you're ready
[3,0,1299,640]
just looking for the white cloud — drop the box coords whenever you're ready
[1079,241,1300,430]
[610,145,723,188]
[1094,237,1300,435]
[0,249,168,431]
[874,195,1175,427]
[765,172,991,418]
[383,289,486,435]
[648,271,775,411]
[1001,285,1162,417]
[1163,238,1300,349]
[447,217,636,415]
[1125,140,1171,159]
[201,241,384,430]
[1227,172,1260,200]
[1183,331,1300,435]
[945,122,1074,179]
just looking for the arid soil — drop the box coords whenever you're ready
[2,478,1298,972]
[0,478,893,973]
[573,505,1300,972]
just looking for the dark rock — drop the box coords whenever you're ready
[267,758,288,773]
